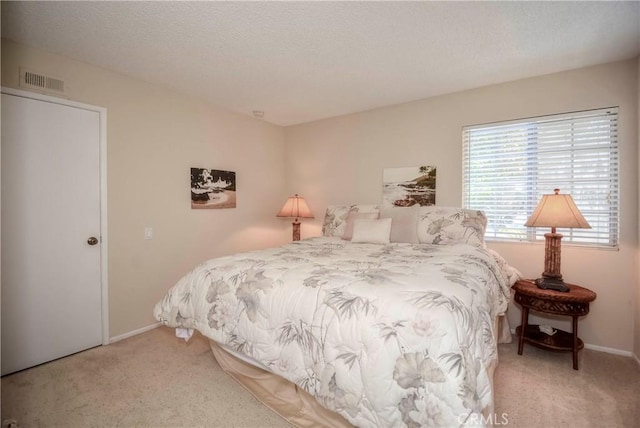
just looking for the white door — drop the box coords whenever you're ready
[1,90,105,375]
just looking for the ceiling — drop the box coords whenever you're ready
[2,1,639,126]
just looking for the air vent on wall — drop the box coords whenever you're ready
[19,67,65,94]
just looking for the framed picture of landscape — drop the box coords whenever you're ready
[190,168,236,209]
[382,165,436,208]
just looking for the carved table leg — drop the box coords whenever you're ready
[518,306,529,355]
[572,315,579,370]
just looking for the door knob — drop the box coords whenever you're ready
[87,237,99,245]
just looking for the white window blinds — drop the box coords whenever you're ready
[462,107,619,247]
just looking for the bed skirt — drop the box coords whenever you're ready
[208,315,510,427]
[209,340,354,427]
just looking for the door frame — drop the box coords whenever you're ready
[2,86,109,345]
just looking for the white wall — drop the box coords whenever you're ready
[1,39,289,338]
[636,55,640,362]
[285,59,639,352]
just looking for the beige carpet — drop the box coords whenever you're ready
[2,326,639,427]
[494,338,639,427]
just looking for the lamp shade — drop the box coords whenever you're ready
[276,194,314,219]
[524,189,591,229]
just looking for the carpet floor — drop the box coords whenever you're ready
[2,326,639,427]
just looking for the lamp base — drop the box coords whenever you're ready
[535,277,569,292]
[543,232,563,278]
[292,220,301,241]
[536,231,569,291]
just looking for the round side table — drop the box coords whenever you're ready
[512,279,596,370]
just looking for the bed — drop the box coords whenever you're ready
[154,204,518,427]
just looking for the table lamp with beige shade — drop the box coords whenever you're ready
[524,188,591,292]
[276,194,314,241]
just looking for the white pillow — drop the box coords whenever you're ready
[350,218,392,244]
[379,205,419,244]
[342,211,380,240]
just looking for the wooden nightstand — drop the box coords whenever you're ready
[512,279,596,370]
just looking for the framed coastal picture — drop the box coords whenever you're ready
[190,168,236,209]
[382,165,436,208]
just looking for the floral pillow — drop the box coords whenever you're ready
[417,206,487,247]
[322,204,379,237]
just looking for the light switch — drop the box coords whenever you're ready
[145,227,153,240]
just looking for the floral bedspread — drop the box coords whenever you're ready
[154,237,512,427]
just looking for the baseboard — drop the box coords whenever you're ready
[509,328,632,357]
[109,322,162,344]
[583,343,632,357]
[632,352,640,368]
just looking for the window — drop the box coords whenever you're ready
[462,107,619,247]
